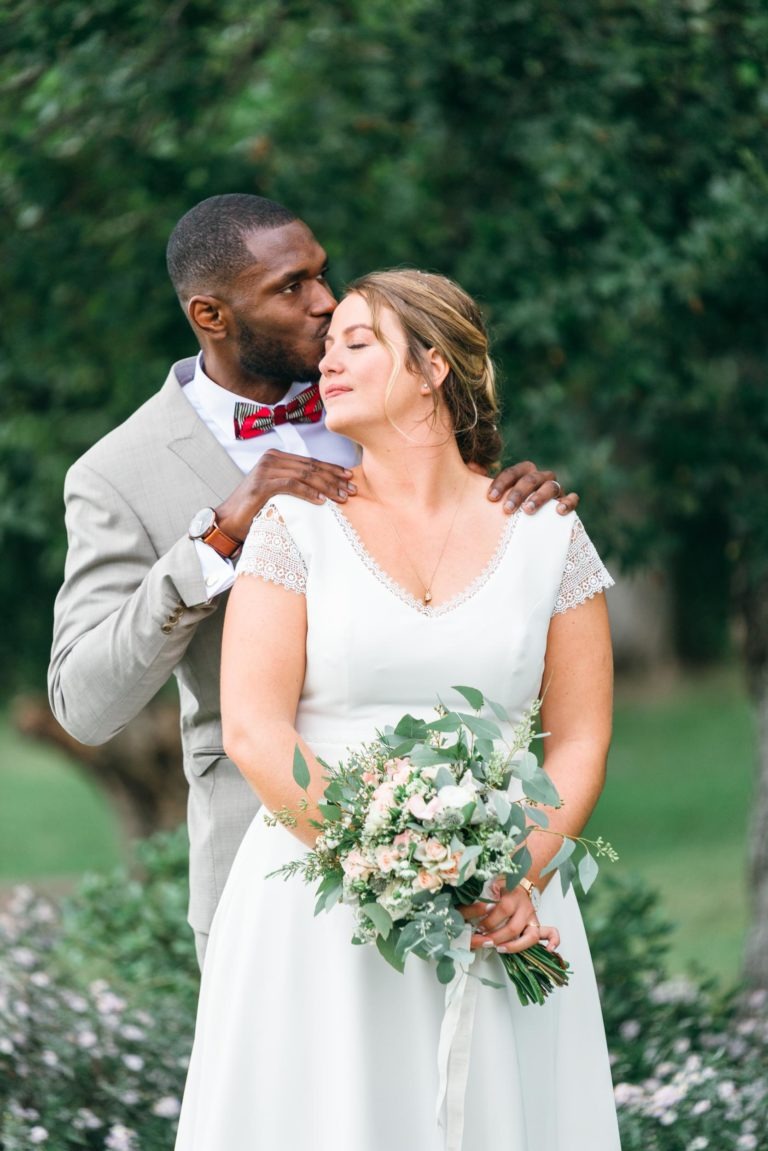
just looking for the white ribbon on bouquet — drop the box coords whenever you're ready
[435,926,480,1151]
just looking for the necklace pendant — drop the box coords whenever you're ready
[423,589,433,604]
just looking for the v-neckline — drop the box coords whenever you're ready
[328,502,521,618]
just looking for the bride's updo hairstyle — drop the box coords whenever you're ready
[346,269,502,472]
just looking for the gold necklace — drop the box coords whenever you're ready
[362,469,470,605]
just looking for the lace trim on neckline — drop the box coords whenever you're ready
[328,502,521,618]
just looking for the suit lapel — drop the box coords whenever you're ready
[159,359,244,502]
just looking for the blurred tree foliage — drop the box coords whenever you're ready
[2,0,768,977]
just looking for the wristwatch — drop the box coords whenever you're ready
[188,507,243,559]
[518,876,541,910]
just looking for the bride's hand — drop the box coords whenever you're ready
[460,878,561,955]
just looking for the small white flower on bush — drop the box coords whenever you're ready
[28,1128,48,1144]
[152,1095,182,1119]
[105,1124,139,1151]
[122,1053,144,1072]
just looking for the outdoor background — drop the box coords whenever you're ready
[1,2,767,1149]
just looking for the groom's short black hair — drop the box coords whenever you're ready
[166,193,298,303]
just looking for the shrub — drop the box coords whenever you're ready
[0,831,766,1149]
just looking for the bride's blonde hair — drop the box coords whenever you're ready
[345,269,502,472]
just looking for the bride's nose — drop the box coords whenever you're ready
[319,347,340,376]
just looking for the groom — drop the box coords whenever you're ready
[48,194,574,964]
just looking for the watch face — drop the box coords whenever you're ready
[189,507,216,539]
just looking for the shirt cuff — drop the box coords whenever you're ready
[194,538,236,598]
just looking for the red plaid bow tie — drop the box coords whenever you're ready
[233,383,324,439]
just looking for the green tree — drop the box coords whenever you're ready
[2,0,767,983]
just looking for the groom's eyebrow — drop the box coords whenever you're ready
[324,324,374,346]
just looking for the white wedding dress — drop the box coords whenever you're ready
[175,496,621,1151]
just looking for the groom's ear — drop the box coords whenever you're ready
[425,347,450,389]
[188,294,230,340]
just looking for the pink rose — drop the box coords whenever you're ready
[415,838,449,863]
[372,781,397,808]
[342,849,372,880]
[361,771,379,786]
[374,845,400,873]
[437,851,466,883]
[406,794,444,821]
[413,870,443,893]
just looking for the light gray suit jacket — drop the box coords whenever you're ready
[49,357,260,934]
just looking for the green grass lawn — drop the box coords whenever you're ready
[587,666,755,983]
[0,667,757,983]
[0,716,121,882]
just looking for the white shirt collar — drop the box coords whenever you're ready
[192,354,313,444]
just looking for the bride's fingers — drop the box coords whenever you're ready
[495,920,541,954]
[498,923,561,955]
[538,925,561,951]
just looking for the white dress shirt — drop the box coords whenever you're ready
[183,354,360,596]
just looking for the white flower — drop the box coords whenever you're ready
[613,1082,643,1107]
[76,1029,98,1049]
[152,1096,182,1119]
[41,1050,59,1067]
[74,1109,102,1131]
[688,1139,709,1151]
[691,1099,711,1116]
[717,1080,736,1102]
[29,972,50,988]
[105,1125,138,1151]
[29,1128,48,1144]
[736,1137,758,1151]
[10,947,37,968]
[122,1053,144,1072]
[120,1024,145,1042]
[619,1019,641,1041]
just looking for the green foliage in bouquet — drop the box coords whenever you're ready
[272,686,617,1006]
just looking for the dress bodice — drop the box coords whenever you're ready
[238,497,612,758]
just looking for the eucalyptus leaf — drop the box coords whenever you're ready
[510,750,539,781]
[458,843,483,878]
[435,766,457,790]
[437,956,456,984]
[451,685,485,711]
[505,804,527,833]
[376,930,405,973]
[486,696,510,723]
[540,837,576,878]
[523,805,549,828]
[559,856,578,897]
[427,713,463,733]
[458,713,502,740]
[394,715,428,739]
[361,902,394,939]
[292,745,311,791]
[522,772,561,806]
[578,850,600,894]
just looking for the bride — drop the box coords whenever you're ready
[174,270,620,1150]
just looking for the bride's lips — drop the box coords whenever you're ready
[323,386,352,400]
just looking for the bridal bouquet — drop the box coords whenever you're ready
[268,686,617,1006]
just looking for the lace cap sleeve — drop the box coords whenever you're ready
[553,517,614,616]
[237,502,307,596]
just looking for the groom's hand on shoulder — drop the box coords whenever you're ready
[485,460,578,517]
[215,449,357,542]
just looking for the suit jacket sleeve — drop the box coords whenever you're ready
[48,459,219,745]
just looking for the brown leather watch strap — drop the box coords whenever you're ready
[201,521,243,559]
